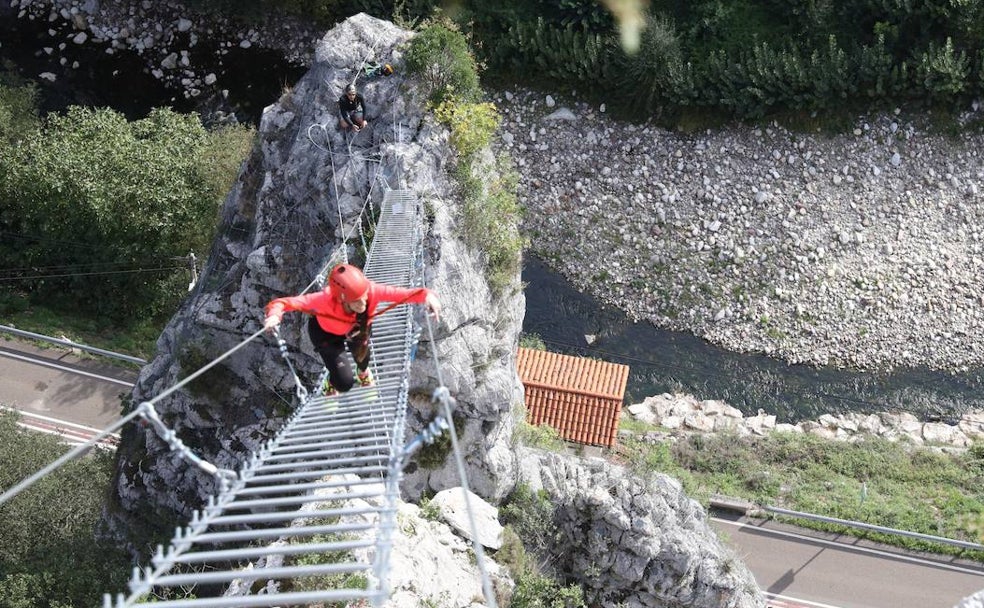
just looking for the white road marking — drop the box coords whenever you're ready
[766,590,845,608]
[15,421,116,448]
[1,406,120,437]
[0,350,135,387]
[712,516,984,576]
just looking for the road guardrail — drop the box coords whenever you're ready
[0,324,147,365]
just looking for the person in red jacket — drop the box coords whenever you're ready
[264,263,441,395]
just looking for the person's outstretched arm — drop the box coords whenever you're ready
[264,292,323,331]
[371,284,440,320]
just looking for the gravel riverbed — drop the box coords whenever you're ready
[495,89,984,372]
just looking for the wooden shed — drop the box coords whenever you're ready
[516,347,630,448]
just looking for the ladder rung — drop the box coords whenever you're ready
[150,561,371,587]
[209,504,393,526]
[236,477,380,497]
[226,489,383,510]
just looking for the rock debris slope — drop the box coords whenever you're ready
[497,90,984,372]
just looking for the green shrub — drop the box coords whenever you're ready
[0,105,253,323]
[500,483,558,557]
[434,99,499,160]
[419,496,441,520]
[915,37,971,100]
[495,525,528,578]
[615,14,683,113]
[456,155,523,295]
[514,420,566,452]
[857,33,907,98]
[510,571,586,608]
[519,332,546,350]
[495,18,617,84]
[0,411,129,607]
[0,74,39,146]
[404,19,481,104]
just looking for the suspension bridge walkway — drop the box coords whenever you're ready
[0,187,496,607]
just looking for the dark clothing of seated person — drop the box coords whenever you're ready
[338,85,368,131]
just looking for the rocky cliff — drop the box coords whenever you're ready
[102,12,524,547]
[91,11,764,606]
[518,450,764,607]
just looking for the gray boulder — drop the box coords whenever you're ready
[517,449,765,608]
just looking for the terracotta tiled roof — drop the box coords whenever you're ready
[516,347,630,448]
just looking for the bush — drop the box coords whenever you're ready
[435,96,522,295]
[0,104,254,323]
[494,18,617,84]
[514,419,566,452]
[0,411,129,607]
[510,571,586,608]
[615,14,683,113]
[457,155,524,294]
[500,483,558,558]
[0,73,39,146]
[434,99,499,160]
[519,332,546,350]
[404,19,482,104]
[915,37,971,100]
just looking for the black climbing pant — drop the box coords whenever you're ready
[307,316,370,393]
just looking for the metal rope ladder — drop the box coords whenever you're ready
[106,189,434,607]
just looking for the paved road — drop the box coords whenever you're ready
[712,512,984,608]
[0,336,137,430]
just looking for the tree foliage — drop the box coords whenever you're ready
[404,19,482,104]
[0,411,130,607]
[0,100,254,323]
[0,74,39,147]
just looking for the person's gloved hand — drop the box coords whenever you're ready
[424,292,442,321]
[264,316,280,333]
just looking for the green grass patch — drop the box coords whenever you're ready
[1,302,161,362]
[617,415,661,434]
[0,411,130,607]
[621,431,984,558]
[283,516,368,602]
[519,332,546,350]
[514,420,566,452]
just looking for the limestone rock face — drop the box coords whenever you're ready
[91,12,764,605]
[955,590,984,608]
[102,13,523,549]
[431,487,504,550]
[517,449,765,608]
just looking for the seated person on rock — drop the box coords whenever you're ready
[338,84,368,132]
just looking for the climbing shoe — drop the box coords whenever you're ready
[322,378,338,397]
[356,369,374,387]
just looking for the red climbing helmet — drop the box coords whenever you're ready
[329,264,370,301]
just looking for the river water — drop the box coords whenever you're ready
[523,256,984,423]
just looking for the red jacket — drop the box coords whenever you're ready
[265,282,430,336]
